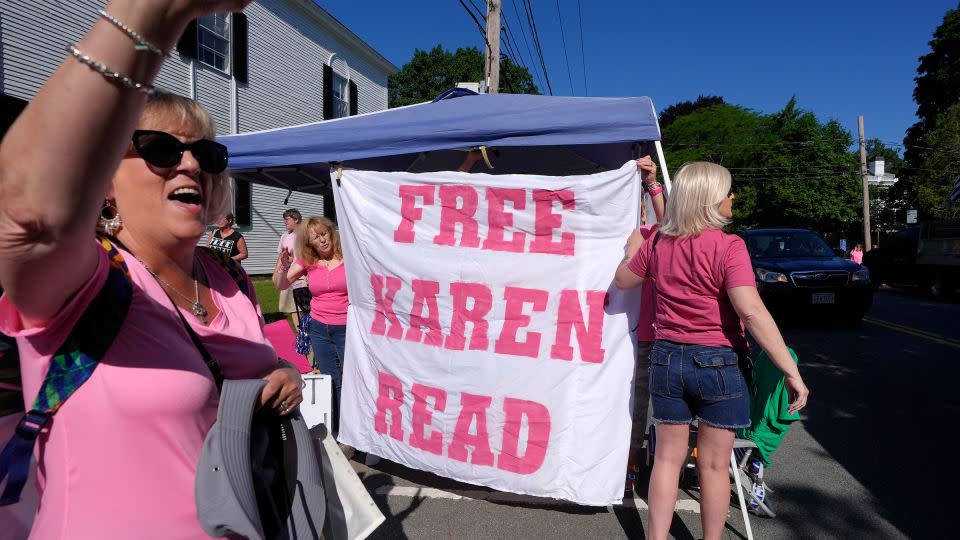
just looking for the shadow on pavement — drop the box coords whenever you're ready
[778,317,954,539]
[358,468,420,540]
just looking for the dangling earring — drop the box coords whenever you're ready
[99,201,123,236]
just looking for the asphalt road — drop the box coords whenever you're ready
[351,287,959,540]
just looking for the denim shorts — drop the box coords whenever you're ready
[649,340,750,429]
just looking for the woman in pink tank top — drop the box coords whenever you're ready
[0,3,306,537]
[274,216,349,433]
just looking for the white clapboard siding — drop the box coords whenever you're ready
[3,0,395,276]
[236,184,326,275]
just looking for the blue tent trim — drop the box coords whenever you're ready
[222,93,661,192]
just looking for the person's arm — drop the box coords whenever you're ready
[728,286,809,414]
[233,236,248,262]
[614,229,647,289]
[274,258,305,291]
[0,0,250,323]
[637,156,665,223]
[457,150,483,172]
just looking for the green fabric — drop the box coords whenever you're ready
[737,348,801,466]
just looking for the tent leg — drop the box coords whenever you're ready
[654,140,672,192]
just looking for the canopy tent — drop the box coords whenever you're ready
[220,93,663,194]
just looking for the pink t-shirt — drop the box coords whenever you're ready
[0,242,278,540]
[297,259,349,325]
[628,228,756,349]
[635,224,659,342]
[278,230,297,255]
[850,249,863,264]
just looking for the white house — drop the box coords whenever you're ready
[0,0,397,273]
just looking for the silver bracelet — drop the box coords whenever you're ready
[67,45,155,95]
[98,9,166,56]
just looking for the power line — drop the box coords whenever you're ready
[508,0,545,92]
[522,0,553,95]
[554,0,575,95]
[458,0,488,46]
[576,0,587,96]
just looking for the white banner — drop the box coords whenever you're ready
[333,161,641,505]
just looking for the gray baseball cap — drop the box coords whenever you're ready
[196,379,326,539]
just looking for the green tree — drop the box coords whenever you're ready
[388,45,539,108]
[916,102,960,219]
[902,7,960,214]
[661,98,861,234]
[658,95,726,130]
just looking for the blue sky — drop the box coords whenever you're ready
[321,1,957,152]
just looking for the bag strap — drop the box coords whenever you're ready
[0,237,132,506]
[200,247,252,302]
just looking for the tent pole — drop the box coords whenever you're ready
[654,140,672,192]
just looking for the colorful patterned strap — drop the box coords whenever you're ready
[200,247,252,301]
[1,237,132,505]
[32,238,133,413]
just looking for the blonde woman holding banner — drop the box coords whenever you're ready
[614,162,809,540]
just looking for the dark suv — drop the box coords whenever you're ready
[741,228,873,323]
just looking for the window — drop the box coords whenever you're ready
[198,14,230,72]
[332,73,349,118]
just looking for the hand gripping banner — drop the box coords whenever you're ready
[333,161,641,505]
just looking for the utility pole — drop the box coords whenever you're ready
[858,115,872,251]
[484,0,501,93]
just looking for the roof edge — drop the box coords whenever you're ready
[290,1,399,75]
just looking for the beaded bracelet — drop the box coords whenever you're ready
[67,45,155,94]
[642,180,662,193]
[647,185,664,197]
[99,9,167,56]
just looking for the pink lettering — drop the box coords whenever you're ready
[444,282,493,351]
[410,384,447,456]
[482,188,527,253]
[370,274,404,339]
[497,398,551,474]
[529,189,576,256]
[448,393,494,466]
[433,185,480,248]
[406,279,443,347]
[494,286,550,358]
[374,371,404,441]
[394,185,435,243]
[550,290,607,363]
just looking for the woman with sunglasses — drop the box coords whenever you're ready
[0,2,304,538]
[614,162,809,540]
[208,212,249,262]
[274,216,349,434]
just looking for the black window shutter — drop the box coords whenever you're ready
[322,64,333,120]
[232,13,248,83]
[349,80,358,116]
[235,180,252,226]
[176,19,198,59]
[322,182,337,224]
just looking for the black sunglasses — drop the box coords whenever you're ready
[132,130,228,174]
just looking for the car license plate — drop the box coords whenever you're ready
[811,292,835,304]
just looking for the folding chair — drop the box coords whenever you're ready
[644,424,762,540]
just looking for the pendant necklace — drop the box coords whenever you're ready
[140,257,209,324]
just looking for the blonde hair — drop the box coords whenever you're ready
[296,216,343,264]
[140,91,231,223]
[658,161,732,237]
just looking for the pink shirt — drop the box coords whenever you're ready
[635,225,659,342]
[850,249,863,264]
[297,260,349,325]
[628,228,756,350]
[278,230,297,255]
[0,242,278,540]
